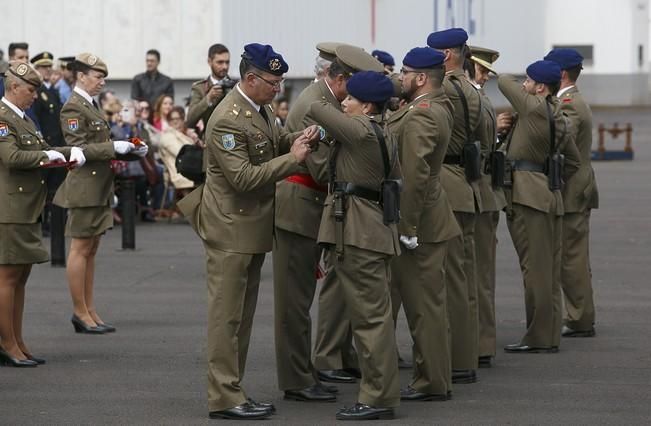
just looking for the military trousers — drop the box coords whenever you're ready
[204,244,265,412]
[507,204,562,348]
[445,211,478,370]
[476,211,500,358]
[312,248,358,371]
[332,245,400,408]
[391,241,452,395]
[272,228,321,391]
[561,210,595,331]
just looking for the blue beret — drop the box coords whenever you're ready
[346,71,394,103]
[526,60,562,84]
[242,43,288,76]
[403,47,445,69]
[371,50,395,66]
[543,48,583,70]
[427,28,468,49]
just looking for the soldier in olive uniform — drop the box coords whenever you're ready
[274,44,383,399]
[54,53,148,335]
[544,48,599,338]
[309,71,400,421]
[387,48,461,400]
[186,44,235,140]
[427,28,483,384]
[0,62,83,367]
[177,43,319,420]
[498,60,580,353]
[467,46,507,367]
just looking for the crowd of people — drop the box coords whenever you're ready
[0,27,598,422]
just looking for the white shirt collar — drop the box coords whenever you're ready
[1,97,25,119]
[323,78,338,102]
[557,85,575,98]
[44,81,52,89]
[73,86,95,104]
[209,75,223,85]
[236,83,261,111]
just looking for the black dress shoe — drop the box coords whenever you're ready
[26,354,46,365]
[96,322,116,333]
[400,386,450,401]
[247,398,276,414]
[504,343,559,353]
[336,403,394,420]
[317,382,339,394]
[71,315,105,334]
[318,369,356,383]
[209,403,272,420]
[478,356,493,368]
[342,367,362,379]
[562,325,596,337]
[0,349,38,368]
[284,384,336,402]
[452,369,477,384]
[398,357,413,369]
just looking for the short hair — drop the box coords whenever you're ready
[146,49,161,62]
[314,55,331,76]
[167,105,186,121]
[545,81,560,95]
[98,90,115,108]
[239,57,256,78]
[327,61,352,80]
[208,44,229,58]
[565,64,582,82]
[425,65,445,87]
[8,42,29,57]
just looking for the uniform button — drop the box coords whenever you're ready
[27,141,31,144]
[41,180,45,184]
[92,171,97,175]
[239,209,244,213]
[39,161,44,166]
[315,197,320,201]
[259,150,263,154]
[18,187,23,192]
[96,127,100,130]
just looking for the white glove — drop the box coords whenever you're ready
[132,143,149,158]
[69,146,86,167]
[113,140,135,154]
[43,150,66,162]
[399,235,419,250]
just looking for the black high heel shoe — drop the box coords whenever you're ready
[71,315,106,334]
[26,354,46,365]
[0,348,38,368]
[96,322,116,333]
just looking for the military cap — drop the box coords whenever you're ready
[6,61,43,87]
[469,45,499,74]
[317,42,347,62]
[544,48,583,70]
[526,60,561,84]
[334,45,384,74]
[30,52,54,67]
[371,50,395,66]
[242,43,288,76]
[58,56,75,70]
[74,52,109,77]
[403,47,445,69]
[427,28,469,49]
[346,71,394,103]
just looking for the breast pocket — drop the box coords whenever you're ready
[87,121,110,143]
[18,134,43,150]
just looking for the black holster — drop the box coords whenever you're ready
[380,179,401,225]
[462,140,482,182]
[545,153,565,191]
[333,190,346,261]
[490,151,507,188]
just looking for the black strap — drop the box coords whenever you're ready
[544,96,556,156]
[328,141,341,192]
[370,121,391,179]
[448,77,472,146]
[511,160,545,173]
[334,182,380,202]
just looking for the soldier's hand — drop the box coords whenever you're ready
[290,135,311,163]
[69,147,86,167]
[113,140,136,154]
[207,85,224,104]
[496,112,513,134]
[43,150,66,163]
[399,235,419,250]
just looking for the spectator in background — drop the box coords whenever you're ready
[152,94,174,132]
[371,49,395,74]
[272,97,289,128]
[55,56,75,103]
[130,49,174,108]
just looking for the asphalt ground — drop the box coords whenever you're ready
[1,108,650,425]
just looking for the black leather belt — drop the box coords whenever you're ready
[443,154,461,165]
[511,160,545,173]
[333,182,380,202]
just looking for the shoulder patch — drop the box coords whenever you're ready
[417,102,430,108]
[222,134,236,150]
[0,123,8,137]
[67,118,79,131]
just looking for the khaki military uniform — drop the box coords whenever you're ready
[498,75,581,348]
[474,89,507,359]
[0,100,71,264]
[387,89,461,395]
[440,69,483,370]
[558,86,599,332]
[53,90,117,237]
[272,78,341,390]
[177,86,302,412]
[310,101,400,408]
[186,77,223,138]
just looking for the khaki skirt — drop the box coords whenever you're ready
[0,223,49,265]
[65,206,113,238]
